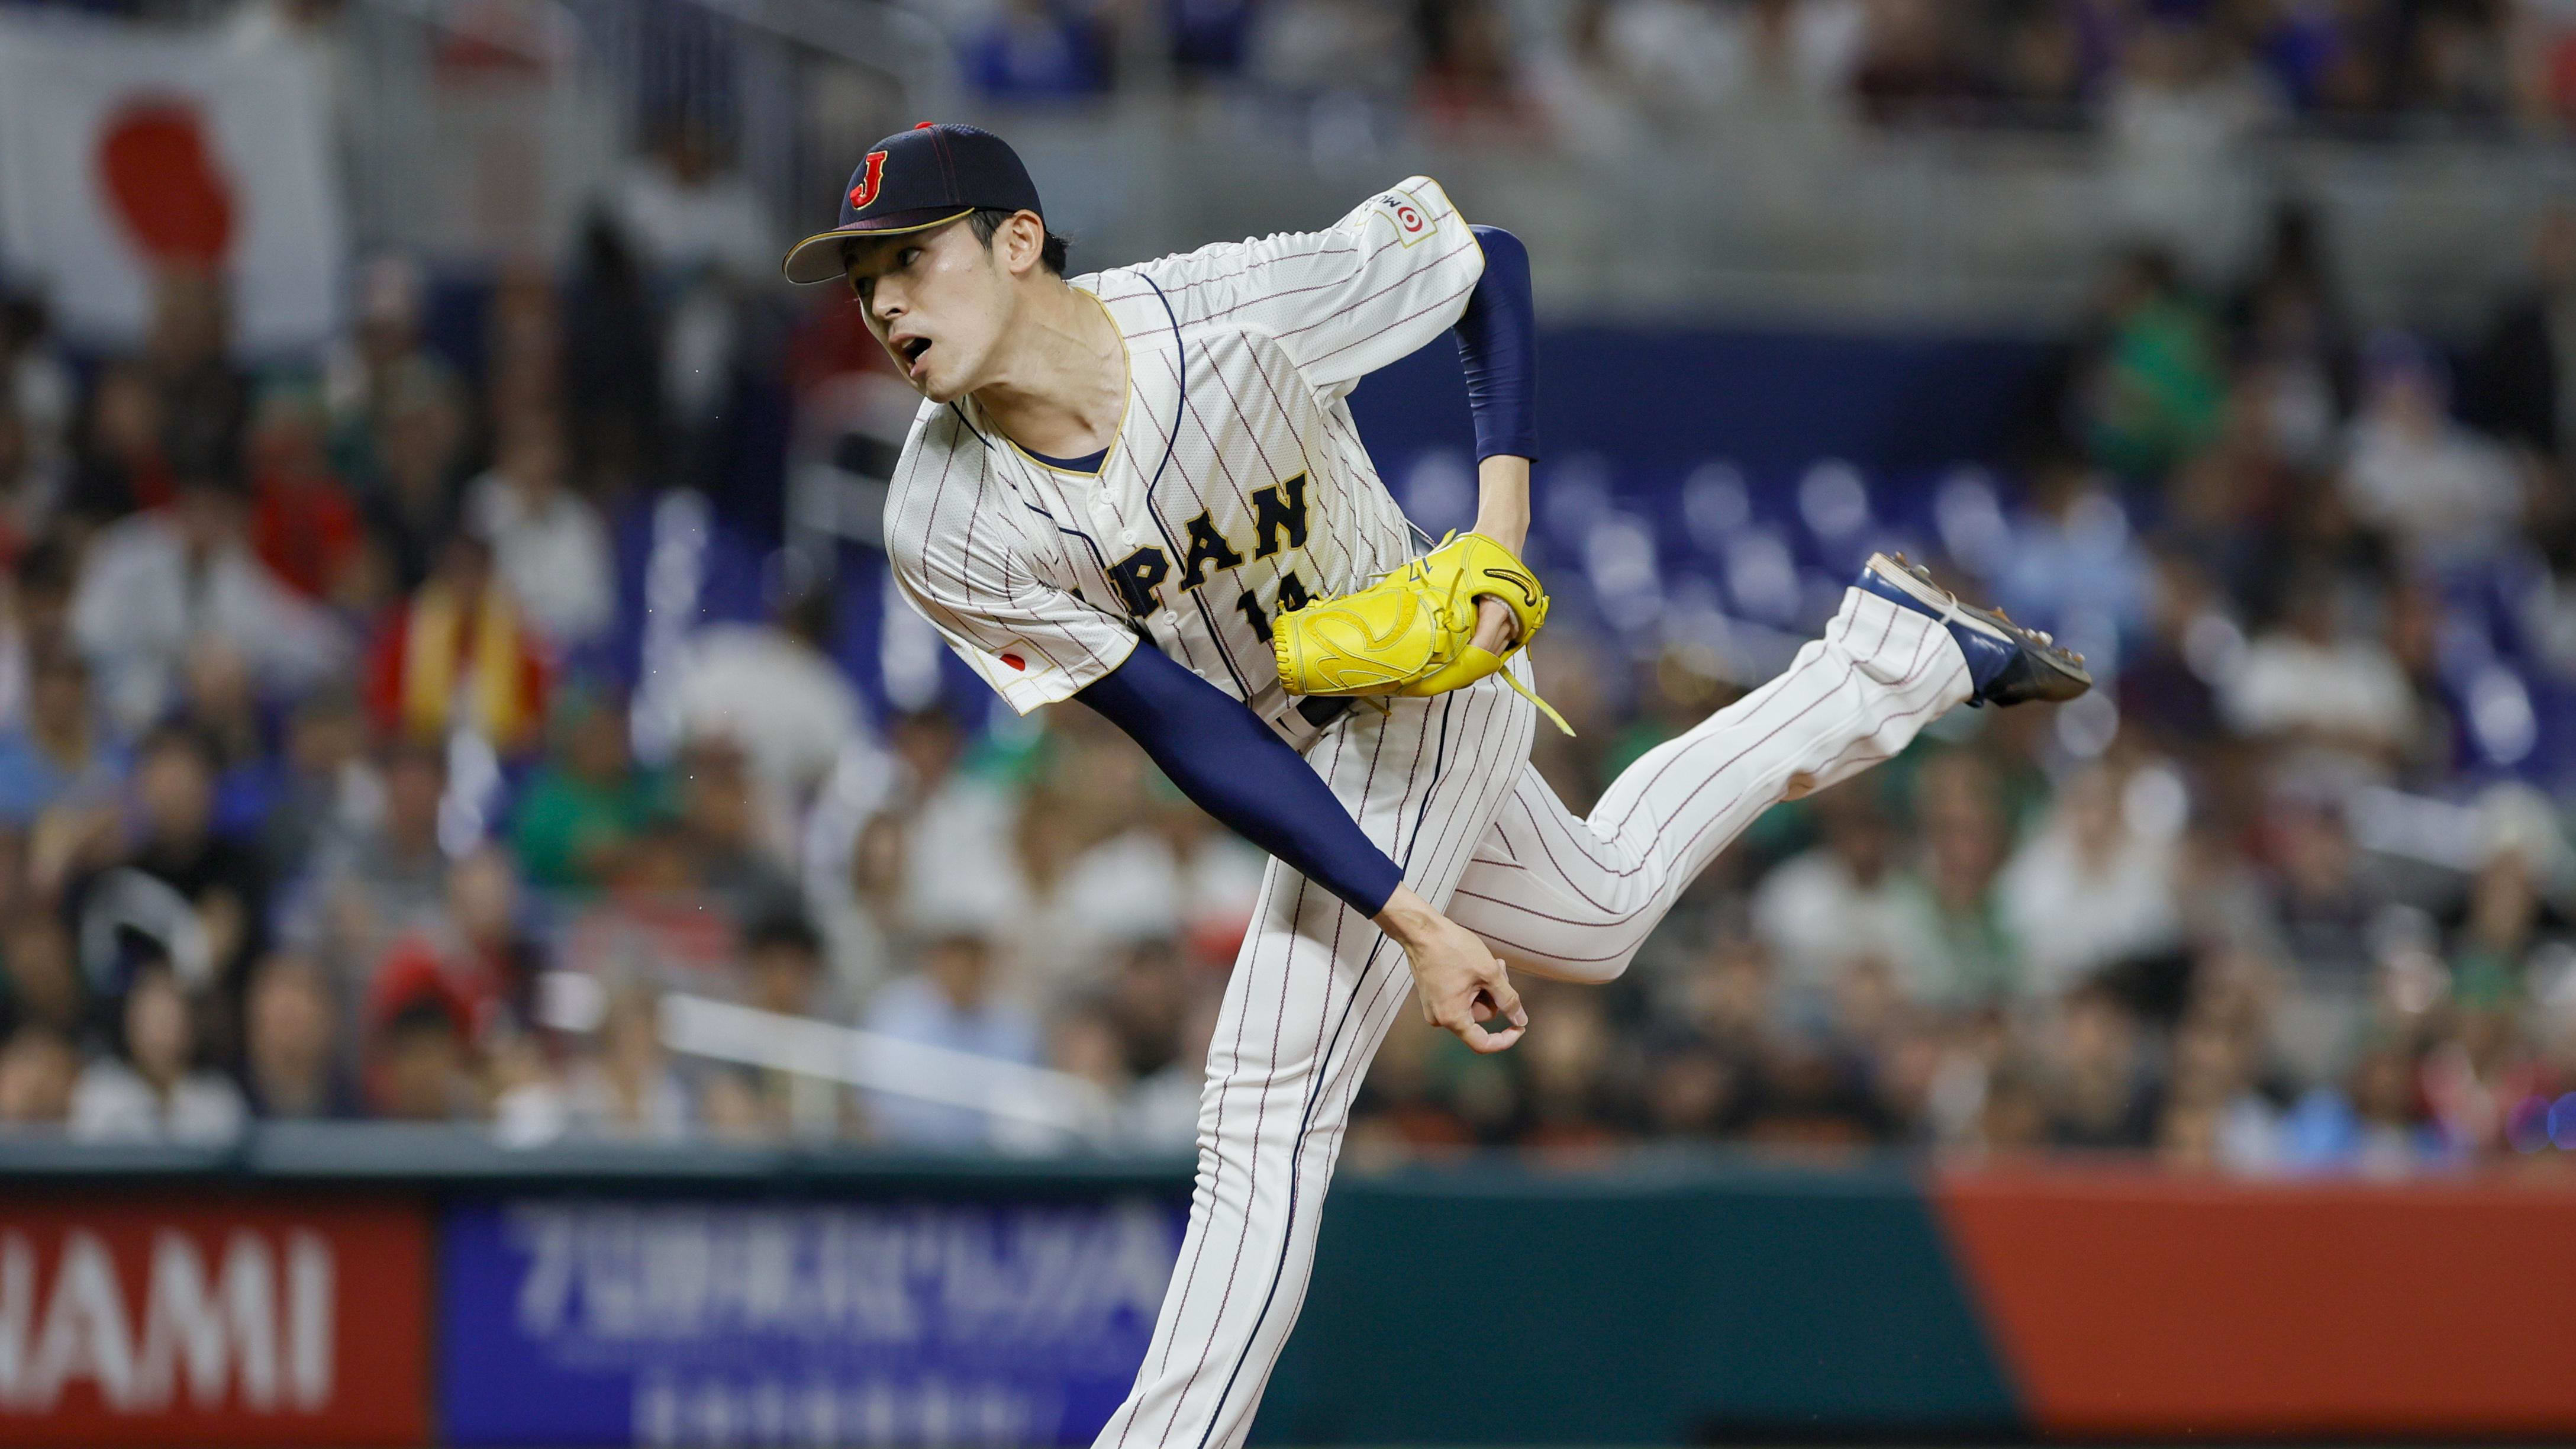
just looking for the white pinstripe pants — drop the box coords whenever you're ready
[1095,585,1969,1449]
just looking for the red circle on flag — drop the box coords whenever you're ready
[96,99,234,266]
[1000,653,1026,671]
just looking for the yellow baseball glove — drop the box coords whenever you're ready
[1273,532,1572,734]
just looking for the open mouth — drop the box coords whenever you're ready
[897,336,931,372]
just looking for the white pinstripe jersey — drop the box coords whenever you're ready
[885,176,1485,747]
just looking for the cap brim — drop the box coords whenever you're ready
[780,208,976,284]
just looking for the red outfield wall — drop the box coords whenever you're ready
[1934,1165,2576,1440]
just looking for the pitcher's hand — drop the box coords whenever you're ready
[1374,885,1525,1053]
[1469,595,1519,656]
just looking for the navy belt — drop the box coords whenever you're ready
[1297,695,1356,728]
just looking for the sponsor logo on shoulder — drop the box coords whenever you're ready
[1371,188,1435,246]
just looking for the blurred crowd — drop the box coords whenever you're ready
[936,0,2576,142]
[0,1,2572,1176]
[1332,199,2576,1177]
[5,189,2576,1174]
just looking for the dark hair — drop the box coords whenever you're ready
[138,719,221,776]
[968,208,1069,276]
[744,912,823,959]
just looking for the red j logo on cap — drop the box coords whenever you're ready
[847,150,887,211]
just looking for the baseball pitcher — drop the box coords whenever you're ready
[782,123,2089,1449]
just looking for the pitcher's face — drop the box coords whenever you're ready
[847,219,1017,403]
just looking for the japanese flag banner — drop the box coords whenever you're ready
[0,12,344,354]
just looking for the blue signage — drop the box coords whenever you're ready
[439,1198,1184,1446]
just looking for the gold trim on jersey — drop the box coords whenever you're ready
[995,285,1133,481]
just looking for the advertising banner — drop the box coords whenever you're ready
[440,1197,1185,1447]
[0,1197,431,1447]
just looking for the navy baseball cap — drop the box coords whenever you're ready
[781,122,1044,285]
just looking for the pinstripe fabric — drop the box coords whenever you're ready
[1099,590,1964,1449]
[880,173,1978,1449]
[1446,585,1971,983]
[884,176,1482,747]
[1101,664,1538,1449]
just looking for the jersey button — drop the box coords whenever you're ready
[1122,531,1140,546]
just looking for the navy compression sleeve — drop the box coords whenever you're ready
[1455,225,1538,463]
[1078,642,1404,917]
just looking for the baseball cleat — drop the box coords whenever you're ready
[1855,552,2091,708]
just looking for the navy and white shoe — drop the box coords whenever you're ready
[1855,552,2092,708]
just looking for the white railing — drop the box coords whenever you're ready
[533,972,1120,1154]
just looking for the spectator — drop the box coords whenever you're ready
[1250,0,1419,107]
[2158,1010,2282,1173]
[442,845,540,1027]
[363,949,482,1122]
[245,382,366,604]
[71,722,270,1000]
[2220,566,2417,771]
[366,533,551,757]
[141,266,251,481]
[323,255,458,452]
[2464,204,2574,456]
[855,707,1021,941]
[2,915,82,1039]
[0,536,79,733]
[673,575,874,858]
[2339,331,2523,567]
[562,215,661,496]
[0,1024,76,1129]
[1121,979,1218,1152]
[0,646,125,829]
[2079,249,2228,485]
[0,398,57,567]
[1734,1017,1894,1147]
[66,360,170,523]
[1,295,71,479]
[1639,932,1771,1138]
[71,470,350,732]
[2229,201,2356,474]
[862,922,1043,1149]
[1998,764,2184,999]
[610,121,777,281]
[2116,550,2235,748]
[1517,982,1629,1149]
[241,952,357,1119]
[259,685,381,883]
[69,958,246,1144]
[961,0,1113,101]
[2043,981,2161,1149]
[462,417,614,652]
[512,687,664,891]
[559,983,691,1140]
[1903,751,2019,1007]
[1524,0,1652,156]
[746,912,831,1020]
[2101,16,2280,274]
[1416,0,1542,140]
[353,358,466,592]
[738,913,841,1137]
[175,637,281,838]
[1750,781,1916,1001]
[1990,452,2152,659]
[294,739,451,980]
[2259,788,2387,1083]
[2282,1036,2436,1175]
[557,817,736,994]
[1849,0,1984,124]
[675,738,799,929]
